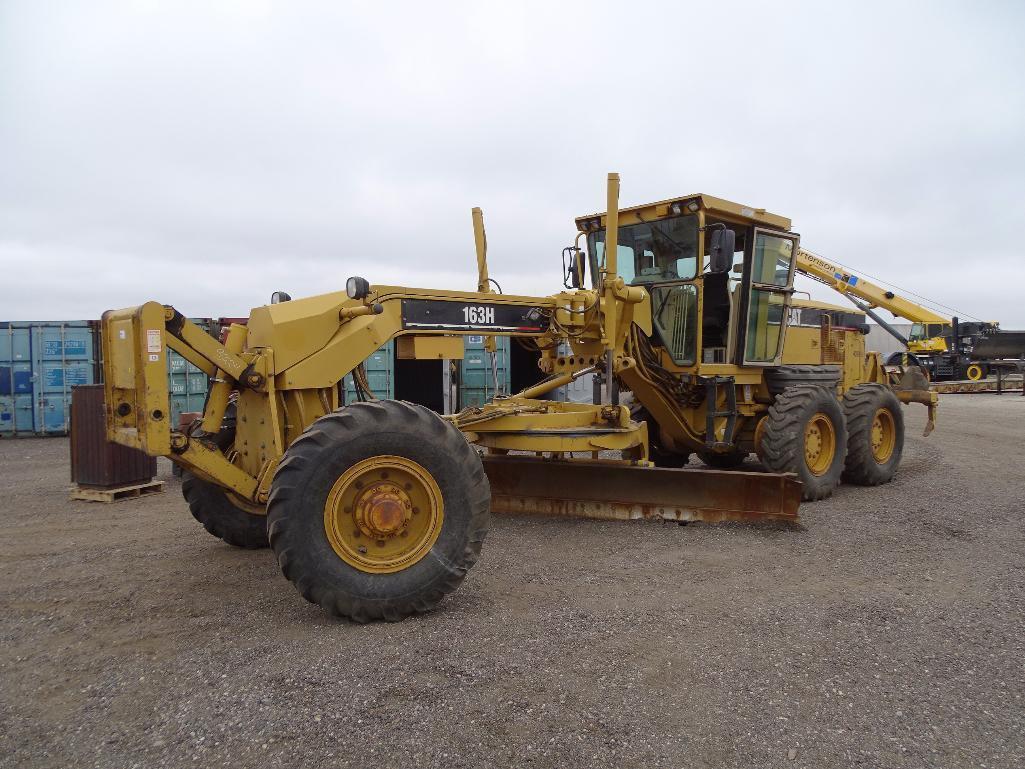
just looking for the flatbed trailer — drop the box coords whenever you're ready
[930,374,1024,394]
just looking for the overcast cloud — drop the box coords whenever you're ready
[1,0,1023,325]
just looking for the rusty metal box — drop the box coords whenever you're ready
[70,385,156,488]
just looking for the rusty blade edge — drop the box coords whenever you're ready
[490,494,799,523]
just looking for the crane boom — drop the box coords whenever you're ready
[795,249,948,324]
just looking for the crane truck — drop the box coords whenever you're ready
[795,250,1023,381]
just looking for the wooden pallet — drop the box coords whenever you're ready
[71,479,165,503]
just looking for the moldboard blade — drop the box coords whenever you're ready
[481,455,801,523]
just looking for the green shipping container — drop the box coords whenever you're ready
[459,336,510,408]
[167,319,212,425]
[343,342,394,403]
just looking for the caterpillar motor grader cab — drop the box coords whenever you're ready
[100,173,934,622]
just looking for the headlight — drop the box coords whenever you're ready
[346,276,371,300]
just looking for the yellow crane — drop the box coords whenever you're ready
[794,249,1006,379]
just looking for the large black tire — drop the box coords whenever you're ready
[267,400,490,622]
[841,384,904,486]
[182,472,269,549]
[764,365,841,396]
[761,385,848,501]
[697,449,747,469]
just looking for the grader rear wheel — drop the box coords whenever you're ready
[841,383,904,486]
[181,472,269,549]
[760,385,847,501]
[267,400,490,622]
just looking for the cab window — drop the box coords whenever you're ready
[587,215,698,285]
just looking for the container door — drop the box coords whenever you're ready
[0,324,31,434]
[31,323,97,434]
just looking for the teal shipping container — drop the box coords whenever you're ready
[0,321,98,436]
[459,336,511,408]
[167,319,212,425]
[343,341,394,403]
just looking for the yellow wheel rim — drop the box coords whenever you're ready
[804,412,836,476]
[870,408,896,463]
[966,364,984,381]
[324,455,444,574]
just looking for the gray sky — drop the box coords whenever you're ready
[2,1,1023,326]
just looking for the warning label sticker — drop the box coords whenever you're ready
[146,329,162,354]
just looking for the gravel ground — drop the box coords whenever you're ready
[1,394,1024,769]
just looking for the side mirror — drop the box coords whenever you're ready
[709,228,735,274]
[563,247,586,289]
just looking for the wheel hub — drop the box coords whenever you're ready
[354,483,411,539]
[324,456,444,574]
[803,412,836,476]
[870,408,895,463]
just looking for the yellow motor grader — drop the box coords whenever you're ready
[100,173,935,621]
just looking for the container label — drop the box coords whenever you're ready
[43,340,87,357]
[44,367,89,388]
[146,329,162,354]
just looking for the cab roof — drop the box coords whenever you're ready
[575,193,791,233]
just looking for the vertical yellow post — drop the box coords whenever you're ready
[603,172,620,352]
[472,207,490,294]
[471,207,497,356]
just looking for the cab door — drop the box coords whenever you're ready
[740,229,799,366]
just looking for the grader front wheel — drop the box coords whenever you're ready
[760,385,848,501]
[267,400,490,622]
[182,472,269,549]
